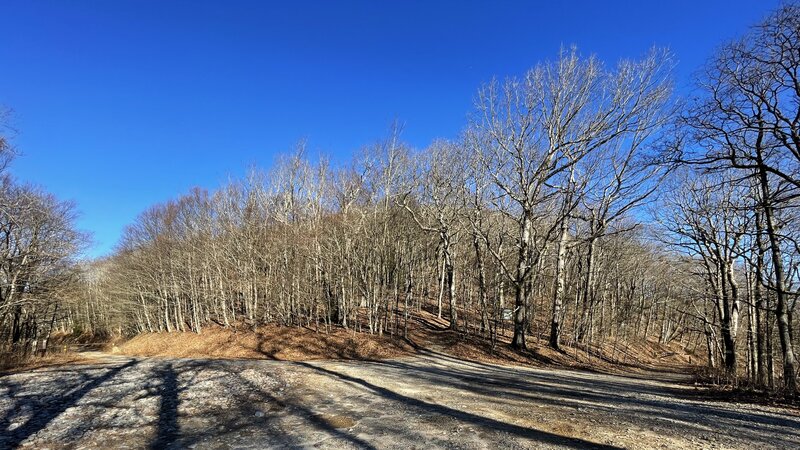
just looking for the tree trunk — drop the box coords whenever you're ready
[512,215,531,350]
[758,163,798,396]
[550,222,568,350]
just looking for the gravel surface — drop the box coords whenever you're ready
[1,351,798,449]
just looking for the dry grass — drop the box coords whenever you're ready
[0,352,96,374]
[118,324,414,361]
[405,309,696,375]
[115,308,696,377]
[320,414,357,429]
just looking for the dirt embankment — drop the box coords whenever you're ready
[0,353,96,374]
[1,331,115,372]
[403,312,695,376]
[114,309,696,379]
[118,324,414,361]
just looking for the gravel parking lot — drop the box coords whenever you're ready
[1,351,798,449]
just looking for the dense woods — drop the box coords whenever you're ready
[3,4,800,398]
[0,116,85,363]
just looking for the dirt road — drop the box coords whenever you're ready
[1,351,797,449]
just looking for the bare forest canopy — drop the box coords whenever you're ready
[2,4,800,397]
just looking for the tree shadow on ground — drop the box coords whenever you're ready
[234,370,377,449]
[295,360,622,449]
[161,358,377,449]
[150,362,179,449]
[142,359,259,449]
[0,359,138,448]
[342,350,800,447]
[4,353,796,449]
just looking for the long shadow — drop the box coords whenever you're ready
[406,348,786,413]
[296,361,621,449]
[367,356,800,446]
[415,346,688,384]
[165,358,373,449]
[150,362,180,449]
[1,359,138,448]
[233,371,378,450]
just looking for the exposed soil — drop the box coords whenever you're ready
[115,309,694,378]
[0,352,96,374]
[404,313,695,376]
[118,324,414,361]
[1,351,798,449]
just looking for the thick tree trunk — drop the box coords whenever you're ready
[754,212,768,386]
[719,264,737,378]
[512,283,527,350]
[758,164,798,396]
[550,223,568,350]
[705,323,716,369]
[473,234,489,334]
[577,238,597,344]
[437,256,445,319]
[512,215,531,351]
[446,258,457,330]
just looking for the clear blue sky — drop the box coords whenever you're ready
[0,0,781,258]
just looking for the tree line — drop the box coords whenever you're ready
[0,113,85,364]
[2,4,799,396]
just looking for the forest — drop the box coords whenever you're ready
[2,3,800,399]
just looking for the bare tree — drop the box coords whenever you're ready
[0,182,85,357]
[473,47,674,350]
[683,4,800,394]
[399,140,468,330]
[657,171,750,378]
